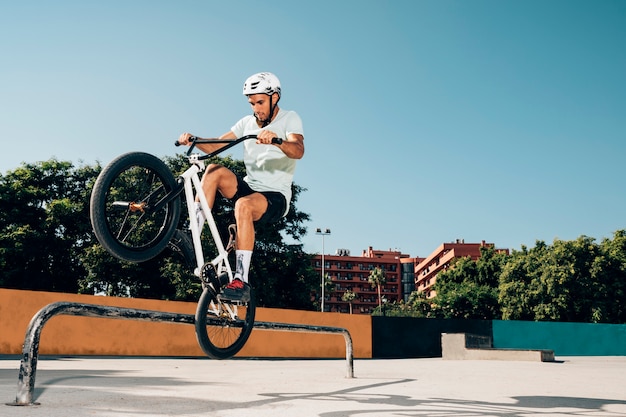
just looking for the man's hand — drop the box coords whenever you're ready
[177,132,195,146]
[260,130,304,159]
[256,130,279,144]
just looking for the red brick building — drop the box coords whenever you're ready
[311,240,509,313]
[311,247,410,314]
[414,239,508,298]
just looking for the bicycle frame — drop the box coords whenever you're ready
[180,155,232,280]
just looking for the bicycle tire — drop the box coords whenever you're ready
[195,286,256,359]
[90,152,180,263]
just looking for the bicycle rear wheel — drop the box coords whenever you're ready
[90,152,180,263]
[195,287,256,359]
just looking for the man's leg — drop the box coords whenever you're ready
[233,193,268,281]
[234,193,268,250]
[202,168,266,280]
[200,164,238,206]
[221,193,267,302]
[195,164,239,227]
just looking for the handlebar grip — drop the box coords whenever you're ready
[174,136,199,147]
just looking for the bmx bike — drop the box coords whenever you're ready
[89,135,280,359]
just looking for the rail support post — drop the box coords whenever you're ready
[254,321,354,378]
[9,302,195,406]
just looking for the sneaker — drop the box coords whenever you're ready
[167,229,195,268]
[220,278,251,302]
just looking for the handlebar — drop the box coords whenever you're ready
[174,135,283,161]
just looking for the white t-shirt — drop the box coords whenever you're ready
[231,109,304,215]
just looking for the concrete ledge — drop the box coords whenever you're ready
[0,288,372,358]
[442,333,555,362]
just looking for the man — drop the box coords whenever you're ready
[174,72,304,301]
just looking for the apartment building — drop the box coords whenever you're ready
[311,246,410,314]
[414,239,507,298]
[311,240,508,313]
[401,256,423,302]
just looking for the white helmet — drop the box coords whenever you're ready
[242,72,281,98]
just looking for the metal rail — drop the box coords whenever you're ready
[9,301,354,406]
[253,321,354,379]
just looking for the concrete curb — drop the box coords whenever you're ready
[442,333,555,362]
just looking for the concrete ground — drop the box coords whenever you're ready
[2,355,626,416]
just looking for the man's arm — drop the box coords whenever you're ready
[257,131,305,160]
[279,133,305,160]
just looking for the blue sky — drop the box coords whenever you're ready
[1,0,625,258]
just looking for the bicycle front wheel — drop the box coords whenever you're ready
[195,287,256,359]
[90,152,181,263]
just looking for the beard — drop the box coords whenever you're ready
[254,112,269,123]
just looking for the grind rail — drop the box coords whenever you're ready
[8,301,354,406]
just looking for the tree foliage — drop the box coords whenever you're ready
[427,246,506,320]
[342,290,356,314]
[1,156,318,309]
[0,160,99,292]
[4,158,626,321]
[368,266,386,309]
[390,233,626,323]
[499,233,626,323]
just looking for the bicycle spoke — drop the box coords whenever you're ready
[103,164,172,250]
[90,151,180,263]
[195,287,255,358]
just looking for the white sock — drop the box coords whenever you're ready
[194,201,206,230]
[234,250,253,283]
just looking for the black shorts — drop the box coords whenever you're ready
[229,177,287,224]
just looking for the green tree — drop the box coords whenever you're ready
[252,242,317,309]
[0,160,99,292]
[391,233,626,323]
[342,290,356,314]
[79,244,178,299]
[368,266,386,310]
[406,291,437,318]
[429,246,506,320]
[1,154,317,308]
[499,233,626,323]
[498,242,545,321]
[538,236,599,322]
[79,153,317,307]
[592,230,626,323]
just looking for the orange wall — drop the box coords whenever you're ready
[0,289,372,358]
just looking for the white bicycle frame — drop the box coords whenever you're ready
[179,153,234,283]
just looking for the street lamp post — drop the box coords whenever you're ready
[316,228,331,312]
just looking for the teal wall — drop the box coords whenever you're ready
[492,320,626,356]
